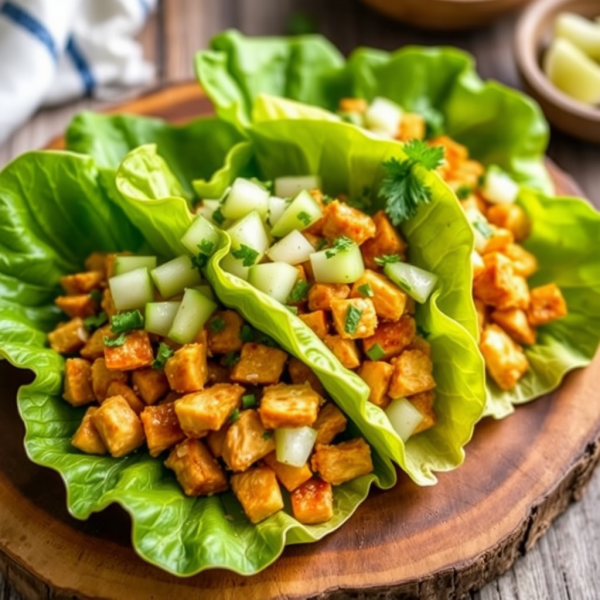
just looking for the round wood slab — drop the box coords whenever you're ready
[2,83,598,600]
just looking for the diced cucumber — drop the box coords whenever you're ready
[270,190,323,238]
[310,243,365,284]
[385,398,424,443]
[222,178,269,220]
[481,166,520,205]
[151,255,203,299]
[247,262,299,303]
[384,261,438,304]
[274,175,321,199]
[180,215,219,257]
[555,12,600,61]
[192,284,216,301]
[266,230,314,265]
[168,288,217,344]
[145,301,181,337]
[220,252,250,280]
[113,255,157,275]
[108,267,154,311]
[196,199,221,223]
[365,97,403,138]
[267,196,289,227]
[275,427,318,467]
[226,211,270,264]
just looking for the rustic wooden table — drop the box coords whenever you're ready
[1,1,599,599]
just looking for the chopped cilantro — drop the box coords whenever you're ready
[152,342,175,370]
[374,254,402,267]
[231,244,259,267]
[358,283,374,298]
[83,311,107,331]
[111,310,144,334]
[208,316,226,334]
[223,352,240,367]
[297,211,312,226]
[229,408,240,423]
[262,431,273,441]
[473,217,493,239]
[366,343,385,361]
[104,332,127,348]
[238,324,279,348]
[456,185,472,200]
[242,394,257,409]
[288,279,310,303]
[416,325,430,340]
[191,254,208,269]
[325,236,354,259]
[315,238,328,250]
[344,305,363,335]
[89,289,103,303]
[212,207,225,225]
[284,305,298,315]
[198,240,214,255]
[239,324,254,342]
[322,194,334,205]
[249,177,273,193]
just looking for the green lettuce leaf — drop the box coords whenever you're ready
[195,31,552,192]
[0,150,389,576]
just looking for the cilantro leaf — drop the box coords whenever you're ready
[223,352,240,367]
[231,245,259,267]
[325,236,354,259]
[191,254,208,269]
[83,311,108,331]
[472,217,493,239]
[111,310,144,334]
[239,324,254,342]
[198,240,214,255]
[152,342,175,370]
[288,279,310,303]
[242,394,257,409]
[416,325,431,340]
[344,305,363,335]
[104,332,127,348]
[284,305,298,315]
[357,283,374,298]
[208,316,226,334]
[297,211,311,226]
[89,289,103,303]
[212,207,225,225]
[229,408,240,423]
[456,185,472,200]
[374,254,402,267]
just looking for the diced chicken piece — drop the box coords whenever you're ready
[302,233,325,252]
[300,260,315,283]
[389,349,436,399]
[62,358,95,407]
[358,361,394,408]
[339,97,368,113]
[132,368,170,405]
[106,381,145,414]
[230,343,288,386]
[331,298,378,340]
[193,328,208,347]
[408,391,436,435]
[527,284,567,327]
[397,112,426,142]
[311,438,374,486]
[207,361,230,385]
[473,253,530,310]
[206,310,244,354]
[84,252,108,278]
[80,325,111,360]
[323,335,361,369]
[165,438,229,496]
[206,426,229,458]
[91,358,127,401]
[321,200,376,245]
[502,243,538,278]
[263,451,313,492]
[308,283,350,312]
[55,294,97,318]
[491,308,536,346]
[487,203,531,242]
[360,211,407,270]
[104,252,133,280]
[140,402,186,457]
[101,288,117,320]
[60,271,103,295]
[48,318,89,354]
[362,315,416,360]
[291,478,334,524]
[429,135,468,171]
[222,409,275,472]
[350,269,407,321]
[454,160,485,189]
[91,395,145,458]
[259,383,321,429]
[71,407,107,455]
[231,466,284,524]
[482,227,514,255]
[174,383,244,437]
[313,403,347,445]
[407,334,431,357]
[288,358,325,396]
[104,330,154,371]
[164,343,208,393]
[299,310,329,340]
[481,325,529,390]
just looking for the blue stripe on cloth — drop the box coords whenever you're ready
[137,0,150,18]
[0,1,58,61]
[66,37,95,97]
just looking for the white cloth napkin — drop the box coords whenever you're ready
[0,0,157,144]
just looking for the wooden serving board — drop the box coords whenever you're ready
[1,83,598,600]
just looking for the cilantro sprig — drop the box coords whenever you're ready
[232,244,259,267]
[325,236,354,259]
[152,342,175,370]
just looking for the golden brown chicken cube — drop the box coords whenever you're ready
[106,381,145,414]
[174,383,244,437]
[407,334,432,357]
[55,294,97,319]
[323,335,361,369]
[91,357,127,401]
[80,325,111,360]
[398,112,426,142]
[388,349,436,399]
[222,409,275,472]
[104,330,154,371]
[358,361,394,408]
[330,298,378,340]
[71,407,107,455]
[60,271,103,295]
[230,343,288,386]
[140,402,186,457]
[91,395,145,458]
[480,324,530,390]
[291,478,334,525]
[430,135,468,170]
[63,358,95,407]
[206,310,244,354]
[313,403,347,445]
[231,466,284,524]
[360,211,407,270]
[311,438,374,486]
[287,358,325,396]
[84,252,108,277]
[101,288,117,320]
[307,283,350,312]
[206,426,229,458]
[408,391,436,435]
[259,383,321,429]
[263,451,313,492]
[48,318,89,354]
[482,227,514,255]
[473,252,530,310]
[206,361,230,385]
[486,203,531,242]
[527,284,568,327]
[321,200,376,245]
[132,368,170,405]
[501,243,538,278]
[164,343,208,393]
[350,269,407,322]
[491,308,536,346]
[298,311,329,340]
[338,97,368,113]
[362,315,416,360]
[165,438,229,497]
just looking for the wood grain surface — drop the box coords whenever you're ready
[1,2,600,599]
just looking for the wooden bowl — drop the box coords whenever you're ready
[361,0,534,31]
[515,0,600,142]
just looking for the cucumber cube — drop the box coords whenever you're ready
[114,255,157,275]
[270,190,323,238]
[109,267,154,311]
[385,398,424,442]
[168,288,217,344]
[310,243,365,284]
[222,178,269,220]
[274,175,321,198]
[384,261,438,304]
[248,262,299,303]
[145,301,181,337]
[180,215,219,257]
[151,255,203,299]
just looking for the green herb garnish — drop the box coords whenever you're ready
[223,352,240,367]
[191,254,208,269]
[83,311,107,331]
[297,211,312,226]
[89,289,103,303]
[366,343,385,361]
[416,325,430,340]
[288,280,310,303]
[229,408,240,423]
[358,283,374,298]
[238,324,279,348]
[284,305,298,315]
[374,254,402,267]
[262,431,273,441]
[232,244,259,267]
[473,217,494,239]
[325,236,354,259]
[104,332,127,348]
[344,305,363,335]
[208,316,226,334]
[240,324,254,342]
[242,394,257,409]
[152,342,175,370]
[212,207,226,225]
[456,185,472,200]
[111,310,144,334]
[315,238,328,250]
